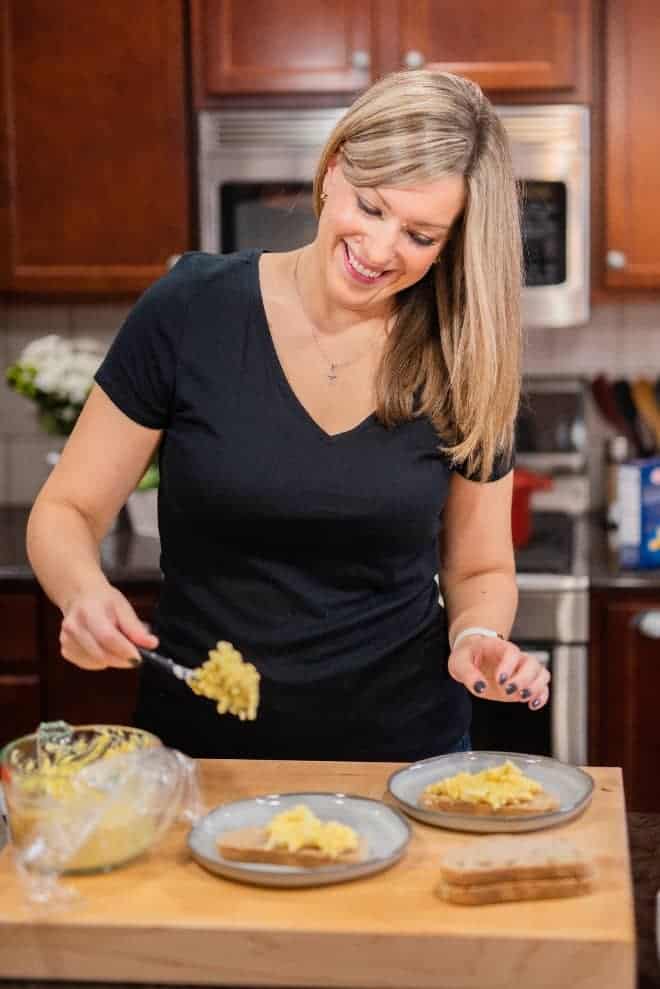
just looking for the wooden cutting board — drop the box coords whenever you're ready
[0,761,635,988]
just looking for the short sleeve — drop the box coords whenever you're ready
[452,445,516,483]
[94,254,203,429]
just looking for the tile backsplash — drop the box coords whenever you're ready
[1,297,659,507]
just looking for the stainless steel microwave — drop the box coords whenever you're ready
[198,104,590,328]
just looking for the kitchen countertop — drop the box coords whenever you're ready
[0,506,161,584]
[3,505,660,589]
[0,761,639,988]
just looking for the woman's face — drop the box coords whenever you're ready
[316,159,466,313]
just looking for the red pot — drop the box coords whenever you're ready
[512,468,553,548]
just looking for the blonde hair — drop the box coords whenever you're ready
[313,71,522,480]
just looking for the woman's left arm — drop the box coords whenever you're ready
[439,470,550,711]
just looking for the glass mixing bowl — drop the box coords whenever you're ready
[0,723,164,874]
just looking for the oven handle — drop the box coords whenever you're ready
[630,611,660,639]
[523,650,551,667]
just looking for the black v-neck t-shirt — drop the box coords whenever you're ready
[95,251,508,760]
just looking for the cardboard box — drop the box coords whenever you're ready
[618,456,660,569]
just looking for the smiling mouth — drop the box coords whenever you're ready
[343,242,388,283]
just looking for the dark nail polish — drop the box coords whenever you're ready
[520,688,531,700]
[531,697,542,709]
[127,656,141,668]
[474,680,486,694]
[497,673,508,685]
[505,683,518,695]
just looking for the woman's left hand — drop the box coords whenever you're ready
[448,635,550,710]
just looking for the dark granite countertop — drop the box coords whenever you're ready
[0,506,161,585]
[3,505,660,590]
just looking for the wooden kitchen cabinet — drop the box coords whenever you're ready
[604,0,660,289]
[191,0,372,99]
[381,0,592,100]
[0,1,191,295]
[191,0,592,105]
[589,588,660,812]
[0,587,42,748]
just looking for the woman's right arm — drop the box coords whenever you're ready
[27,384,163,670]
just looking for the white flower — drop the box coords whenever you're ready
[17,334,106,402]
[20,334,69,367]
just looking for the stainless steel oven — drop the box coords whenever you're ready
[470,377,594,765]
[198,104,590,328]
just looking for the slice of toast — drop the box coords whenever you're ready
[420,789,560,817]
[437,874,595,905]
[438,835,595,886]
[217,826,367,867]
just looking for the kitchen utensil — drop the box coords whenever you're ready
[591,374,641,453]
[188,792,411,888]
[137,644,260,721]
[612,378,654,456]
[387,750,594,834]
[137,646,196,685]
[512,468,553,548]
[631,378,660,451]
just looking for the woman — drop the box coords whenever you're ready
[26,70,549,761]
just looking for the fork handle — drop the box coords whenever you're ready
[136,647,192,683]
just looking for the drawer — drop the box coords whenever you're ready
[0,594,38,663]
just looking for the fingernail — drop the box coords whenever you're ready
[520,688,531,700]
[497,673,508,685]
[474,680,486,694]
[531,697,542,709]
[505,683,518,695]
[127,656,141,668]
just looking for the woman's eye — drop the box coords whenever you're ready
[409,232,435,248]
[356,196,381,217]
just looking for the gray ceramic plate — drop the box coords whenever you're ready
[188,791,411,887]
[387,750,594,833]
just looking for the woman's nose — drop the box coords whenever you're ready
[362,224,399,267]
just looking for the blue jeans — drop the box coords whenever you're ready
[446,732,472,754]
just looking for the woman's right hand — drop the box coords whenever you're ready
[60,582,159,670]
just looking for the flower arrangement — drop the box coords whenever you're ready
[6,334,106,436]
[6,333,160,498]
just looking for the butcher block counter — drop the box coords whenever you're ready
[0,760,636,989]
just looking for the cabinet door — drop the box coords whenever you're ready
[43,587,159,728]
[192,0,371,100]
[0,1,190,294]
[605,0,660,288]
[0,589,41,748]
[590,590,660,812]
[388,0,591,98]
[0,675,41,749]
[0,592,38,665]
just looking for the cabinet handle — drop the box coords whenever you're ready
[351,50,370,70]
[403,50,426,69]
[630,611,660,639]
[606,250,627,270]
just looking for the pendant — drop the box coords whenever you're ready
[328,364,337,383]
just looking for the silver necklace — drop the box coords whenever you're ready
[292,252,381,383]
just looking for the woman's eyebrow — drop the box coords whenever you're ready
[368,189,450,231]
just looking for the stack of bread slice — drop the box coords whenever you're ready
[437,835,596,905]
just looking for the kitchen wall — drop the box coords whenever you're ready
[1,297,659,506]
